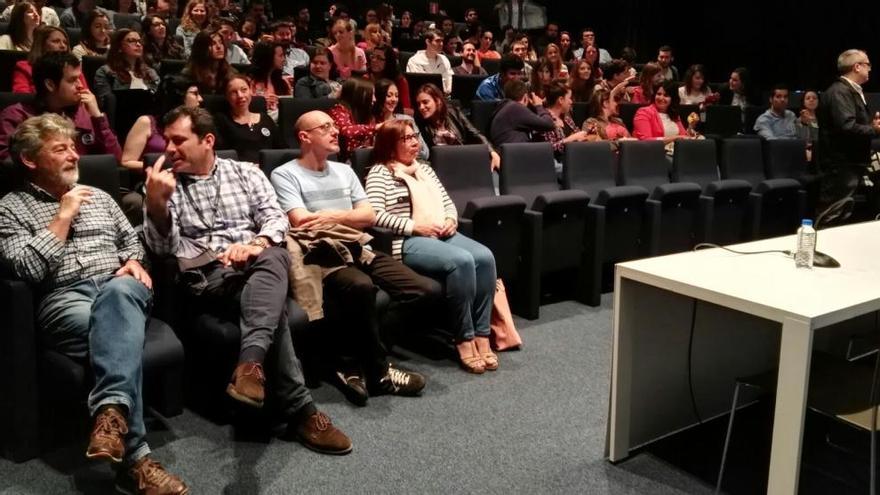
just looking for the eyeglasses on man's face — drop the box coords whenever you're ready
[304,122,338,134]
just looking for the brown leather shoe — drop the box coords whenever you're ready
[115,457,188,495]
[86,405,128,463]
[294,411,353,455]
[226,361,265,408]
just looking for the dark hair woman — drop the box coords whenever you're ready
[633,80,688,144]
[365,45,412,114]
[414,83,500,170]
[182,29,235,95]
[71,9,111,58]
[94,28,160,102]
[13,26,89,93]
[373,78,428,160]
[327,77,378,162]
[249,41,291,121]
[0,1,40,51]
[142,14,184,70]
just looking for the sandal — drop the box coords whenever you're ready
[457,340,485,374]
[475,337,499,371]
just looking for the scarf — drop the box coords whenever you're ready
[390,161,446,228]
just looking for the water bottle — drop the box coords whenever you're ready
[795,219,816,269]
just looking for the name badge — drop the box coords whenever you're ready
[81,133,94,145]
[261,127,271,137]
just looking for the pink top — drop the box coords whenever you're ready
[632,104,686,141]
[630,86,652,105]
[605,121,631,140]
[329,44,367,79]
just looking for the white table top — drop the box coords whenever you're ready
[616,221,880,328]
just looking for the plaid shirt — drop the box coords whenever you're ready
[0,183,143,294]
[144,157,289,259]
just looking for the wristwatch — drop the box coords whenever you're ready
[249,236,271,249]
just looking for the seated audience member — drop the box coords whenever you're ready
[215,74,286,163]
[176,0,211,58]
[249,41,292,121]
[477,29,501,62]
[754,84,812,140]
[373,78,428,160]
[513,32,537,65]
[142,14,185,70]
[144,106,353,453]
[392,9,415,45]
[539,80,591,163]
[570,59,596,103]
[0,1,40,51]
[631,62,663,104]
[797,90,820,144]
[13,26,89,93]
[416,83,501,169]
[509,40,533,80]
[145,0,173,19]
[294,46,341,99]
[271,20,310,77]
[357,22,386,52]
[71,9,111,59]
[269,110,432,406]
[61,0,115,30]
[597,59,635,101]
[93,29,160,104]
[215,16,250,64]
[535,21,559,56]
[544,43,568,78]
[633,80,689,143]
[656,45,679,81]
[0,52,121,161]
[720,67,756,108]
[454,42,487,76]
[329,19,366,79]
[182,29,234,95]
[107,0,139,14]
[475,55,524,101]
[406,28,453,94]
[0,0,59,27]
[122,85,202,170]
[678,64,718,107]
[559,31,575,62]
[328,78,379,163]
[239,16,260,45]
[489,79,555,147]
[0,114,188,495]
[583,88,632,142]
[529,58,554,98]
[365,119,499,373]
[443,33,463,58]
[365,46,412,114]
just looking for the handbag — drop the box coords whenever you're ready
[490,279,522,351]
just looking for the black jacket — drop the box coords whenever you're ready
[488,100,555,147]
[418,104,494,152]
[817,78,878,168]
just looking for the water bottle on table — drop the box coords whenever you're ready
[795,219,816,269]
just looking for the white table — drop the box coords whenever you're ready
[605,221,880,494]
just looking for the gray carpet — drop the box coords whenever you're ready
[0,296,715,494]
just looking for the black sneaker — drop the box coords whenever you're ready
[369,364,426,397]
[330,369,368,407]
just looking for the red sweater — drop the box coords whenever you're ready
[632,104,687,141]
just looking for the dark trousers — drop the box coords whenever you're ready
[818,165,878,222]
[322,251,438,381]
[196,247,312,418]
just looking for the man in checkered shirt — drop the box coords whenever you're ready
[143,106,352,455]
[0,114,188,494]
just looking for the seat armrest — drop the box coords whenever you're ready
[532,190,590,212]
[462,195,527,219]
[595,186,650,206]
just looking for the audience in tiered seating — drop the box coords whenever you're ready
[271,19,309,76]
[543,42,567,78]
[754,84,811,141]
[476,28,500,62]
[373,78,428,160]
[13,25,89,93]
[0,1,41,51]
[214,15,249,63]
[366,119,499,373]
[294,45,339,99]
[71,9,111,58]
[798,90,820,144]
[573,28,611,65]
[719,66,756,108]
[61,0,115,30]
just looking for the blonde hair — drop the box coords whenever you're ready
[180,0,209,32]
[11,114,76,162]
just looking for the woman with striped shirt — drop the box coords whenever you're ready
[365,119,498,374]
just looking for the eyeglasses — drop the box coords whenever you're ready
[303,122,338,134]
[399,132,420,143]
[124,38,143,45]
[858,61,872,68]
[151,20,166,27]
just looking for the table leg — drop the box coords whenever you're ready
[767,316,813,495]
[607,276,635,461]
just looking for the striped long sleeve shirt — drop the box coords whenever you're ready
[364,161,457,260]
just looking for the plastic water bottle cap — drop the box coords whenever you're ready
[801,219,813,227]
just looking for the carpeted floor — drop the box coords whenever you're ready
[0,296,719,494]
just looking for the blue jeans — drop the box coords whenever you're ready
[402,233,496,341]
[37,274,152,464]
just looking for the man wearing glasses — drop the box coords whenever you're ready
[817,49,880,219]
[270,110,435,407]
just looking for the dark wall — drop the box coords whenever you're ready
[279,1,880,94]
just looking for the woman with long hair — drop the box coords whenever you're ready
[633,80,688,143]
[414,83,500,170]
[357,22,386,52]
[93,29,160,102]
[71,9,111,59]
[182,29,234,94]
[122,85,203,170]
[797,89,820,145]
[364,45,412,115]
[558,31,575,62]
[142,14,184,69]
[678,64,718,106]
[720,67,755,108]
[570,58,595,103]
[544,43,568,79]
[328,18,366,79]
[249,41,291,121]
[13,26,89,93]
[215,74,286,163]
[176,0,211,57]
[328,78,379,162]
[365,119,498,373]
[0,1,40,51]
[373,78,428,160]
[583,88,631,141]
[530,58,554,98]
[631,62,663,104]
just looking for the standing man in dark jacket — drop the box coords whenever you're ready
[817,49,880,218]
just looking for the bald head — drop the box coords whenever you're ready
[295,110,333,132]
[295,110,339,163]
